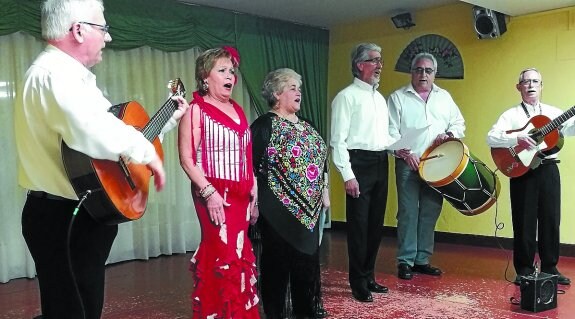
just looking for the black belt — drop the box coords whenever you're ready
[28,190,71,201]
[349,149,387,157]
[540,159,560,166]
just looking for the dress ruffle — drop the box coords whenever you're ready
[190,237,260,319]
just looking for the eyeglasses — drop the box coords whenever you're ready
[69,21,110,34]
[362,57,383,65]
[412,67,435,75]
[519,79,541,86]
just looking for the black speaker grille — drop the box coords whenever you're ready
[475,15,494,36]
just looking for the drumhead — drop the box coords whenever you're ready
[419,140,466,183]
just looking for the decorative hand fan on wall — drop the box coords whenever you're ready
[394,34,464,79]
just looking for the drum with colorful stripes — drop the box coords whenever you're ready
[418,139,500,216]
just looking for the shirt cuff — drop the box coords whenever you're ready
[341,167,355,182]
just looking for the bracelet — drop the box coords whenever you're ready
[199,183,216,199]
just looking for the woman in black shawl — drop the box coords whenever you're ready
[251,68,330,319]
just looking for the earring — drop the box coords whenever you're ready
[202,81,208,91]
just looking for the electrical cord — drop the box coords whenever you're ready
[489,169,516,285]
[492,169,565,306]
[66,190,93,319]
[489,169,528,306]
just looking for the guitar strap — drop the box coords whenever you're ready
[521,102,556,161]
[520,102,541,118]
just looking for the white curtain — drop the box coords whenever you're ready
[0,32,254,283]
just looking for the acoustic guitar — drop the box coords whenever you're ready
[61,79,185,225]
[491,105,575,178]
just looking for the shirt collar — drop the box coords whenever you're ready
[353,77,379,91]
[405,82,440,94]
[44,44,96,82]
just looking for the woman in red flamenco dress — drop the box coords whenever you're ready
[178,47,260,319]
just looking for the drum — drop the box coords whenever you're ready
[418,139,500,216]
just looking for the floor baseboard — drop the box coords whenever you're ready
[329,221,575,257]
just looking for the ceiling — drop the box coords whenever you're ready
[178,0,575,29]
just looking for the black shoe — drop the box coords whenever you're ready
[398,263,413,280]
[367,280,389,293]
[412,264,442,276]
[351,287,373,302]
[315,307,329,318]
[557,273,571,285]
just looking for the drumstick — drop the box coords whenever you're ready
[420,154,444,161]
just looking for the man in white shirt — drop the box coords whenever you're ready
[388,52,465,281]
[331,43,391,302]
[13,1,187,318]
[486,68,574,286]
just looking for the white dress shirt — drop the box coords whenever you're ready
[388,83,466,157]
[14,45,157,199]
[330,77,392,181]
[486,102,575,159]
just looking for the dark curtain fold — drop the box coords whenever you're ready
[235,15,329,138]
[0,0,329,138]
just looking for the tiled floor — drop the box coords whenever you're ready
[1,230,574,318]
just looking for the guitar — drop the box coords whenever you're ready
[491,105,575,178]
[61,79,185,225]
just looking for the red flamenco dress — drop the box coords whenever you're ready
[188,92,260,319]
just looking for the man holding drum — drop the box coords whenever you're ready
[486,68,575,285]
[388,52,466,280]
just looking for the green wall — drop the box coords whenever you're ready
[328,3,575,243]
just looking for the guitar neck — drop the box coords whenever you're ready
[538,105,575,137]
[141,97,179,142]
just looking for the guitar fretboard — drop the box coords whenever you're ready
[141,97,179,142]
[538,105,575,136]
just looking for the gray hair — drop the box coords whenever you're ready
[261,68,302,108]
[411,52,438,71]
[351,43,381,78]
[42,0,104,40]
[518,68,541,83]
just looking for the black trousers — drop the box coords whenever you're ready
[510,163,560,276]
[22,194,118,319]
[346,150,389,290]
[260,218,322,319]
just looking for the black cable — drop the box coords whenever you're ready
[489,169,516,286]
[66,190,93,319]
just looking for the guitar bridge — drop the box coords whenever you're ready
[118,159,136,190]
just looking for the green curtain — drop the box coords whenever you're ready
[236,15,329,136]
[0,0,329,138]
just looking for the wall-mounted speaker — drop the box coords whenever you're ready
[472,6,507,39]
[520,272,558,312]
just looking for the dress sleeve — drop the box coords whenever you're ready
[250,114,272,177]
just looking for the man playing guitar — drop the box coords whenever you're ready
[13,1,188,318]
[486,68,575,286]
